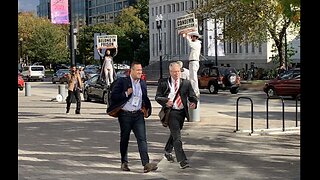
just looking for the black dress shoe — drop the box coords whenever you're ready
[179,160,190,169]
[164,153,175,162]
[75,110,80,114]
[144,163,158,173]
[121,162,130,171]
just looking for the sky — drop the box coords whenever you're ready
[18,0,38,12]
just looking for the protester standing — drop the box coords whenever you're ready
[107,61,158,173]
[155,62,198,169]
[66,65,83,114]
[97,47,117,86]
[182,31,201,96]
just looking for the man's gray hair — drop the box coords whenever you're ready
[176,60,183,68]
[169,61,182,70]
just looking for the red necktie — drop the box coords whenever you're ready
[175,80,183,109]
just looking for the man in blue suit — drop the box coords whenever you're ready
[107,61,157,173]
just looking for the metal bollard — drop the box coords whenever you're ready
[25,82,31,96]
[189,99,200,122]
[58,84,66,102]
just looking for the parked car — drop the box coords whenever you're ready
[198,65,241,94]
[18,72,25,91]
[51,69,70,84]
[83,74,110,105]
[21,65,45,81]
[263,68,300,98]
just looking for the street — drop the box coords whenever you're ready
[18,82,300,179]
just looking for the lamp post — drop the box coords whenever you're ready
[68,0,75,66]
[214,18,218,66]
[156,14,163,79]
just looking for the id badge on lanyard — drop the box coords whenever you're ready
[131,82,141,107]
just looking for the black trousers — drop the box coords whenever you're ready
[66,89,81,112]
[164,109,187,163]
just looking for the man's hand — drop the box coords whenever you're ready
[189,102,196,109]
[166,100,173,107]
[127,87,133,96]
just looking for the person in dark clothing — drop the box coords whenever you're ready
[66,65,83,114]
[155,61,198,169]
[107,61,158,173]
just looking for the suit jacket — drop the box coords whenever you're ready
[107,76,152,117]
[67,72,83,91]
[155,77,198,121]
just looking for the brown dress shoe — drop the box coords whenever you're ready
[144,162,158,173]
[121,162,130,171]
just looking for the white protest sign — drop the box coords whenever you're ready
[176,13,198,35]
[96,35,117,49]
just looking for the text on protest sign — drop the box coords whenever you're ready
[96,35,117,49]
[176,13,198,35]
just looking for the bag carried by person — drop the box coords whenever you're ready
[158,107,171,127]
[158,81,181,127]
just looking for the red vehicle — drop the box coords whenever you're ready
[18,73,25,91]
[263,68,300,99]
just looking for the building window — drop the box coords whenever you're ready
[159,6,162,14]
[245,42,249,53]
[233,41,238,53]
[172,4,175,12]
[251,42,255,53]
[152,34,155,57]
[152,8,154,16]
[185,1,188,10]
[163,5,166,14]
[164,20,166,28]
[227,42,232,53]
[167,5,171,13]
[239,43,242,53]
[258,43,262,53]
[176,3,179,11]
[181,2,184,11]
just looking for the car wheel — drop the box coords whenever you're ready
[83,90,91,102]
[103,92,108,105]
[208,83,218,94]
[19,87,23,91]
[230,87,239,94]
[266,87,276,97]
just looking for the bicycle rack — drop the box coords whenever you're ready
[235,97,253,134]
[266,96,285,131]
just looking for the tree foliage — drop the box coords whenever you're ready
[191,0,300,66]
[18,12,69,66]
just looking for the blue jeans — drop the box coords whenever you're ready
[118,110,150,166]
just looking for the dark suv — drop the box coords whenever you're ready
[198,65,241,94]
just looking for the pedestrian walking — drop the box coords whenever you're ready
[155,62,198,169]
[66,64,83,114]
[106,61,158,173]
[97,47,117,86]
[182,31,201,96]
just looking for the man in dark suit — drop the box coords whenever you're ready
[155,61,198,169]
[107,61,157,173]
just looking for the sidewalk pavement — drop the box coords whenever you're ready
[18,86,300,180]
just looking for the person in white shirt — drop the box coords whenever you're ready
[176,60,190,80]
[182,31,201,96]
[97,47,117,86]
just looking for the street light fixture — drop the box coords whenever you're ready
[156,14,163,79]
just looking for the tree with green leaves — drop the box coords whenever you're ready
[191,0,300,67]
[18,12,69,67]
